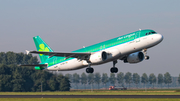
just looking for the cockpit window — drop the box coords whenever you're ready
[151,31,156,34]
[145,31,156,35]
[146,32,151,35]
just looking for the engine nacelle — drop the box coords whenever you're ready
[126,52,144,63]
[106,49,120,59]
[89,51,107,64]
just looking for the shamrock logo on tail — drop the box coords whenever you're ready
[39,44,49,56]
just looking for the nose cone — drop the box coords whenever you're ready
[156,33,163,43]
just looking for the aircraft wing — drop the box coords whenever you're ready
[28,51,92,59]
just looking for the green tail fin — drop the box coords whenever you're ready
[33,36,53,63]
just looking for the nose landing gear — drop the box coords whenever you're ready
[143,49,150,60]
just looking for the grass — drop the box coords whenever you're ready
[1,98,180,101]
[0,89,180,95]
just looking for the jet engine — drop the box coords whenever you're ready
[125,52,144,63]
[89,51,107,64]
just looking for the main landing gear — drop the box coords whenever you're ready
[110,60,118,73]
[86,63,94,73]
[142,49,150,60]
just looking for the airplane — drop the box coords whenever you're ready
[21,29,163,73]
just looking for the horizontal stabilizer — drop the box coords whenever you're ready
[26,50,30,55]
[19,64,47,67]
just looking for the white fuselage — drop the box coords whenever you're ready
[47,34,163,71]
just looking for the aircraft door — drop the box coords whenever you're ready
[135,32,140,42]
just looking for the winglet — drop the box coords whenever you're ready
[26,50,30,55]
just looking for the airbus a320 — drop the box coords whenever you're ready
[21,29,163,73]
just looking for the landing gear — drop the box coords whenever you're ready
[86,67,94,73]
[110,67,118,73]
[145,56,149,60]
[110,60,118,73]
[86,63,94,73]
[142,49,150,60]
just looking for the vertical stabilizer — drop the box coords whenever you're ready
[33,36,53,63]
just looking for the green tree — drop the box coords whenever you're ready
[10,64,35,92]
[117,72,124,86]
[164,72,172,89]
[31,70,50,92]
[11,69,25,92]
[0,74,12,91]
[0,64,12,91]
[0,52,6,64]
[178,74,180,85]
[88,73,94,84]
[6,51,17,65]
[94,72,101,89]
[149,73,156,89]
[133,73,140,88]
[19,66,35,92]
[52,74,71,91]
[124,72,132,88]
[65,73,73,83]
[22,54,32,65]
[28,56,39,64]
[60,77,71,91]
[101,73,109,89]
[0,52,71,92]
[16,52,24,64]
[88,73,94,90]
[141,73,148,88]
[73,73,80,89]
[158,73,163,89]
[81,72,87,89]
[0,64,10,75]
[48,76,58,91]
[56,74,64,91]
[109,73,116,86]
[0,52,7,64]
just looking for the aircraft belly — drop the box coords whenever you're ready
[47,59,85,71]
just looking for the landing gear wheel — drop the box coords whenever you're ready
[86,68,94,73]
[145,56,150,60]
[86,68,89,73]
[110,67,118,73]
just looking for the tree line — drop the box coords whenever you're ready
[65,72,176,89]
[1,51,179,91]
[0,52,70,92]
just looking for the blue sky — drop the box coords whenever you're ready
[0,0,180,76]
